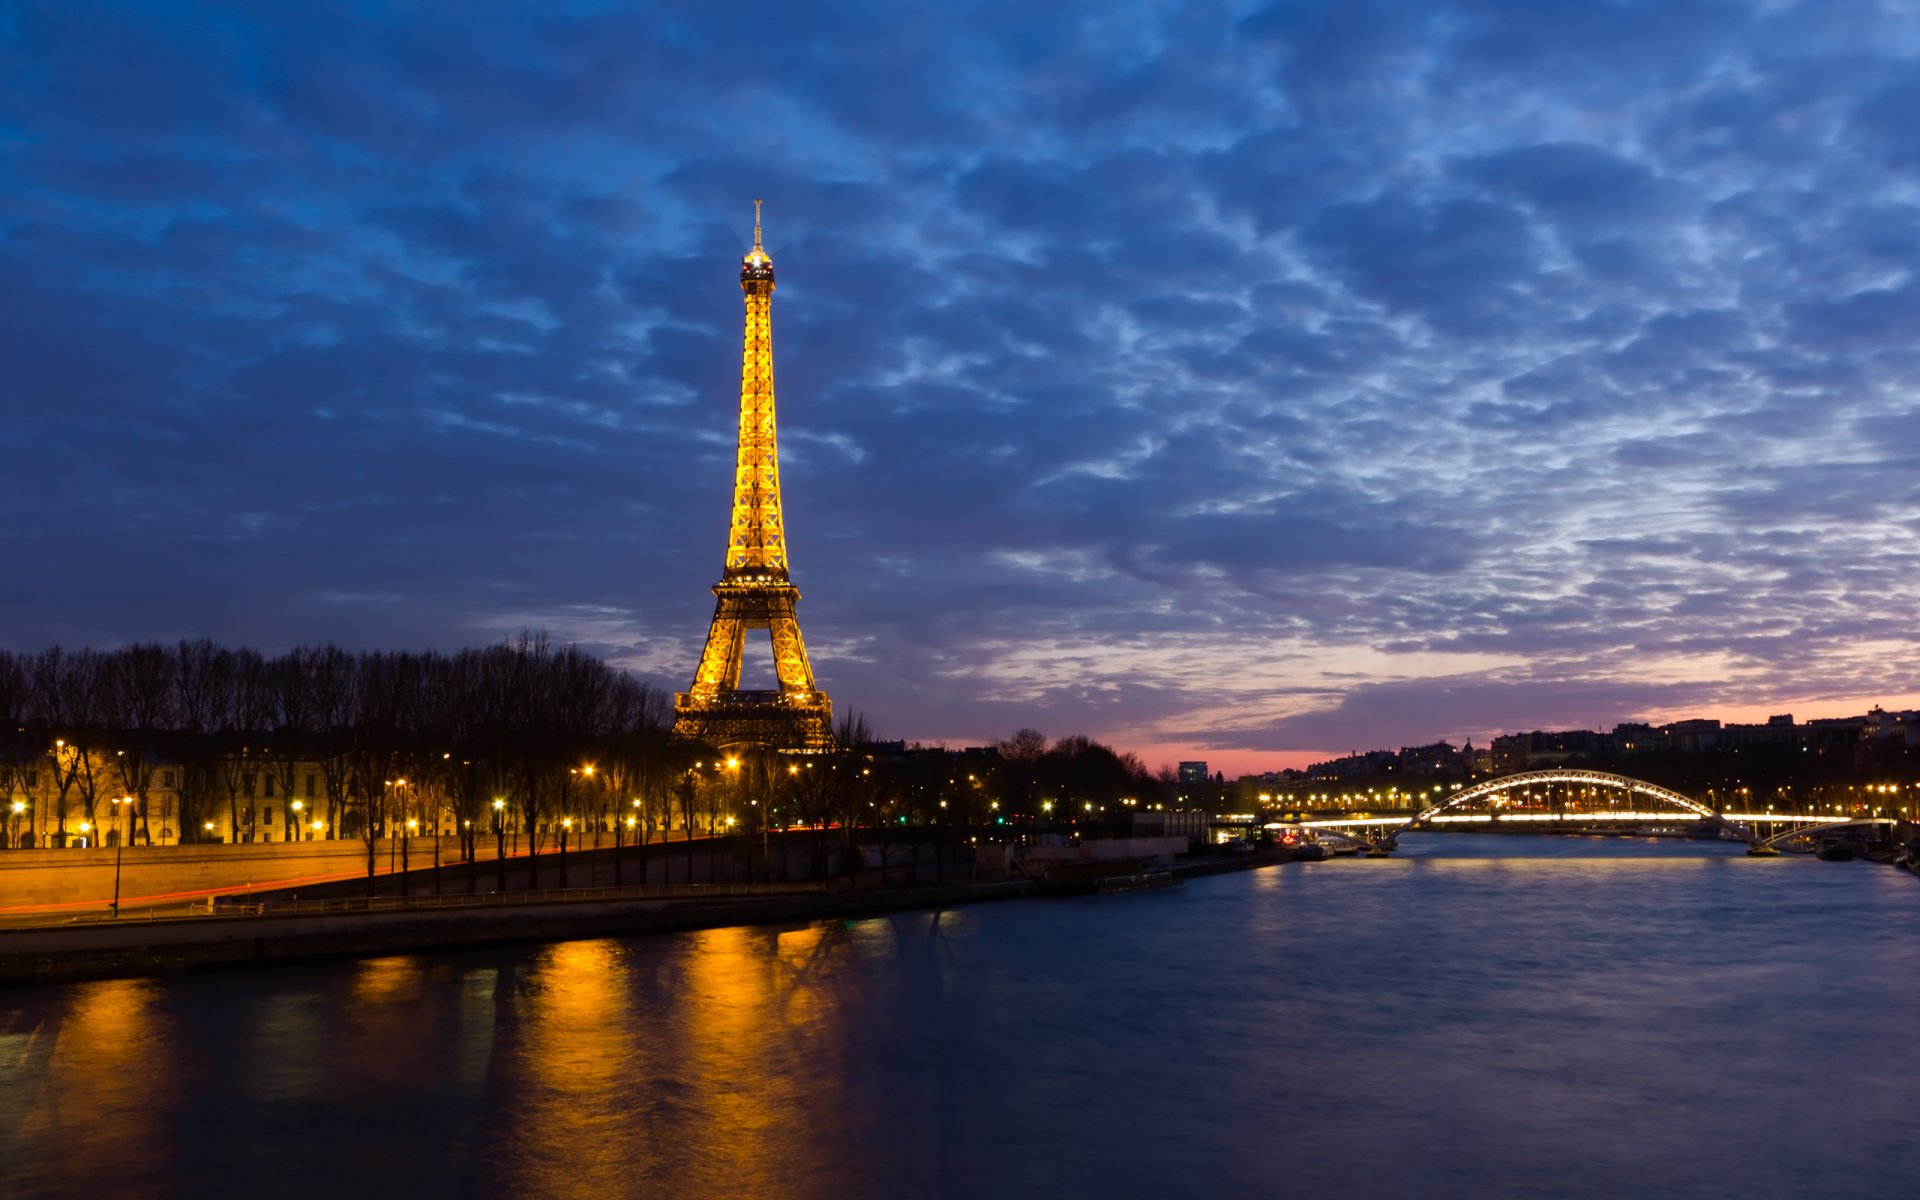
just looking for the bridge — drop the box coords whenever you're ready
[1265,769,1898,856]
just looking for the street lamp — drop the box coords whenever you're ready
[491,798,508,890]
[109,796,134,916]
[560,816,573,888]
[291,798,305,841]
[401,812,417,893]
[8,799,23,851]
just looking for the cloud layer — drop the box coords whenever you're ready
[4,1,1919,771]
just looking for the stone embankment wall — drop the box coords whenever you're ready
[0,880,1039,984]
[0,840,488,908]
[1,831,939,908]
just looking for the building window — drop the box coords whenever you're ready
[263,776,276,798]
[264,806,277,825]
[162,770,175,788]
[305,772,316,796]
[25,770,36,788]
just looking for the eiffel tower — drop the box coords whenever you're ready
[673,202,835,752]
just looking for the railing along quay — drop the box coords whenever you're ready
[229,880,831,916]
[13,881,835,927]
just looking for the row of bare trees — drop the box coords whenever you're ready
[0,634,692,867]
[0,637,1167,888]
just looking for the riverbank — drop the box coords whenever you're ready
[0,847,1296,985]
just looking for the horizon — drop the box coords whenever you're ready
[4,635,1910,783]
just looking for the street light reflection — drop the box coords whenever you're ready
[13,978,175,1192]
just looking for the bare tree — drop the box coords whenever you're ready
[263,649,320,845]
[0,652,30,848]
[31,648,110,845]
[172,639,229,842]
[102,644,178,845]
[307,644,357,841]
[214,649,269,842]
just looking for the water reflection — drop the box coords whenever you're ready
[495,939,637,1199]
[1,839,1914,1200]
[5,978,176,1196]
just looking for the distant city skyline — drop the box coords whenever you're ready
[5,2,1919,777]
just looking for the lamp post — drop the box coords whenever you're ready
[291,799,305,841]
[404,817,418,895]
[384,779,399,880]
[109,796,133,916]
[492,798,508,891]
[8,799,23,851]
[559,816,573,888]
[630,798,643,885]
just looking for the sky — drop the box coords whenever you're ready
[4,0,1919,775]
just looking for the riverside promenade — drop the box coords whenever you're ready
[0,846,1294,985]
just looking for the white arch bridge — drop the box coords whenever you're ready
[1271,769,1897,855]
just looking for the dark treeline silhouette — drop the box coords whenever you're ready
[0,634,686,870]
[0,639,1167,890]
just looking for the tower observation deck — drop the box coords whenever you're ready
[672,202,835,752]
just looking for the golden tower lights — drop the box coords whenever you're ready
[673,203,835,752]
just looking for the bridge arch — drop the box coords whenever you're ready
[1390,769,1753,845]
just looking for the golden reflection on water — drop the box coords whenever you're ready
[493,938,640,1199]
[678,923,854,1191]
[340,954,443,1088]
[13,977,176,1193]
[492,923,860,1200]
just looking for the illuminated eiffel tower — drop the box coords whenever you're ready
[673,202,835,752]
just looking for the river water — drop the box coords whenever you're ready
[3,835,1916,1199]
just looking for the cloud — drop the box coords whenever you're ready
[3,0,1919,773]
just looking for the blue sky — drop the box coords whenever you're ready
[4,1,1919,773]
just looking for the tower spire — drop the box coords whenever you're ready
[752,197,764,253]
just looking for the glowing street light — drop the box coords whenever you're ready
[109,796,135,916]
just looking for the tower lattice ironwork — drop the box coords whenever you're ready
[673,202,835,752]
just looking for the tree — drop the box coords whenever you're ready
[262,648,320,845]
[102,643,178,845]
[213,649,269,842]
[172,639,229,843]
[32,648,110,846]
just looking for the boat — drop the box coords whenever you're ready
[1292,843,1328,862]
[1815,841,1855,862]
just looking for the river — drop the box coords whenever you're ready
[2,835,1916,1199]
